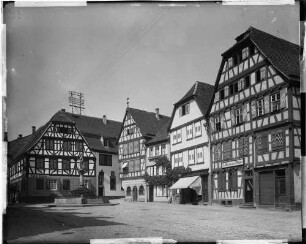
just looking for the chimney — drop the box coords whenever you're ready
[18,134,22,139]
[32,126,36,134]
[103,115,107,124]
[155,108,160,120]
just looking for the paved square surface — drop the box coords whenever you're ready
[3,199,302,243]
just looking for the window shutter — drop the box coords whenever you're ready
[280,88,287,109]
[251,100,257,118]
[230,108,236,126]
[210,117,215,132]
[264,95,270,114]
[242,104,248,122]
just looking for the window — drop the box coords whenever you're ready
[45,139,54,150]
[122,144,128,155]
[49,158,58,170]
[161,145,166,155]
[177,130,182,143]
[155,146,160,156]
[36,179,44,190]
[49,180,57,191]
[233,55,238,65]
[63,179,70,190]
[215,115,221,132]
[239,137,249,157]
[256,67,266,83]
[238,79,244,91]
[129,160,135,172]
[194,122,202,137]
[126,187,131,196]
[83,160,89,172]
[250,45,256,56]
[57,126,72,134]
[62,141,72,151]
[139,186,145,195]
[110,171,116,190]
[173,153,183,167]
[219,89,225,100]
[99,154,112,166]
[257,134,269,154]
[123,162,129,174]
[257,98,265,116]
[126,127,134,135]
[271,132,285,151]
[75,141,83,151]
[215,91,220,102]
[242,47,249,60]
[228,170,238,190]
[180,103,190,116]
[84,180,89,189]
[245,76,250,88]
[271,92,281,112]
[134,159,140,172]
[128,142,134,154]
[188,149,195,165]
[156,185,167,197]
[62,159,70,170]
[149,147,154,157]
[228,57,233,68]
[103,139,108,147]
[214,144,222,162]
[235,107,243,125]
[98,171,104,185]
[196,147,203,163]
[223,141,232,160]
[133,140,139,153]
[36,158,44,170]
[218,172,226,191]
[186,124,193,140]
[229,84,234,96]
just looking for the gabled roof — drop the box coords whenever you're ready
[127,108,170,138]
[146,121,170,146]
[223,26,300,80]
[8,110,122,165]
[175,81,215,117]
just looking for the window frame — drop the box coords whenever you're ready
[270,92,281,113]
[271,131,285,151]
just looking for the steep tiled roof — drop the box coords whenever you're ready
[175,81,215,116]
[146,121,170,145]
[223,26,300,80]
[8,110,122,164]
[128,108,170,138]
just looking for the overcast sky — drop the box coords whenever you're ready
[4,2,299,140]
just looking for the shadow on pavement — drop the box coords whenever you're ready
[3,205,125,242]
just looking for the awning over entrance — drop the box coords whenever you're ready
[170,176,202,195]
[146,161,156,167]
[122,162,128,168]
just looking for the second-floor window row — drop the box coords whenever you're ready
[44,139,84,152]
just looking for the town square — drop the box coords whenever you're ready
[3,2,303,244]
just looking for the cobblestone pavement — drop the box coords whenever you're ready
[3,199,302,243]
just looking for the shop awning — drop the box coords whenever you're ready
[169,176,202,195]
[146,161,156,167]
[122,162,128,168]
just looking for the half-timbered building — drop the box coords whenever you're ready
[145,122,171,202]
[209,27,301,209]
[118,107,170,202]
[8,109,123,202]
[169,81,214,204]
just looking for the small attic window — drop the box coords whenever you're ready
[242,47,249,60]
[180,103,190,117]
[103,140,108,147]
[228,57,233,68]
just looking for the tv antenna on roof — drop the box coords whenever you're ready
[69,91,85,115]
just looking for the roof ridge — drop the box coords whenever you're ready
[128,107,170,119]
[193,81,199,95]
[61,111,121,124]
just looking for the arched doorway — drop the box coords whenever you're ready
[126,187,131,197]
[132,186,138,202]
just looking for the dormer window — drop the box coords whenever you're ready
[242,47,249,60]
[180,103,190,117]
[103,139,108,147]
[228,57,233,68]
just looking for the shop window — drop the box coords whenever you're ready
[63,179,70,190]
[36,179,44,190]
[126,187,131,196]
[139,186,145,196]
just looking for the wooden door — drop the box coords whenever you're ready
[276,177,286,206]
[148,185,154,202]
[202,175,209,203]
[259,172,274,205]
[244,179,253,203]
[98,186,104,196]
